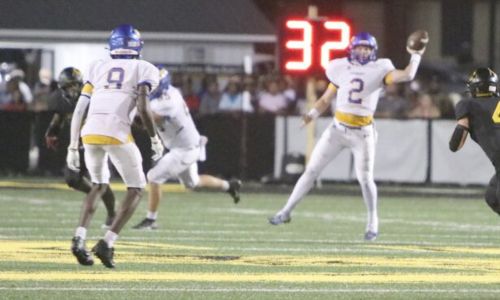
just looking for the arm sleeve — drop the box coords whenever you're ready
[449,124,469,152]
[381,59,396,75]
[381,59,396,85]
[69,96,90,148]
[325,59,341,86]
[454,100,470,120]
[83,60,99,86]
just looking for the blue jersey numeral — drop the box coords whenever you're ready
[348,78,364,104]
[105,67,125,89]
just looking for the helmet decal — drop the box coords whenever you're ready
[108,24,144,58]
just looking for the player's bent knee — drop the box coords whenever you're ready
[64,169,83,189]
[147,169,166,184]
[127,187,143,198]
[356,173,374,185]
[182,178,199,190]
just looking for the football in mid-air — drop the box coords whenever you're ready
[407,30,429,51]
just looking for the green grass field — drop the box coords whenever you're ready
[1,184,500,299]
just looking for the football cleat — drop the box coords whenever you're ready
[268,212,291,225]
[71,236,94,266]
[92,239,115,268]
[132,218,158,230]
[364,231,378,242]
[227,179,242,204]
[101,214,115,230]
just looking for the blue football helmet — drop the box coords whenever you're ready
[149,66,171,100]
[108,24,143,58]
[348,32,378,65]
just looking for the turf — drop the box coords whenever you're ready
[1,186,500,299]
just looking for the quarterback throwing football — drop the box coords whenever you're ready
[269,32,426,241]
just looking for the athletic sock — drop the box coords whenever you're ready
[104,230,118,248]
[221,180,230,191]
[75,227,87,240]
[146,211,158,220]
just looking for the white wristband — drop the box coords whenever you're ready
[407,54,422,79]
[410,53,422,65]
[151,134,160,144]
[307,108,320,119]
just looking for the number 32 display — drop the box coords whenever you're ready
[279,18,351,74]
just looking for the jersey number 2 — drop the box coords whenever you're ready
[105,67,125,89]
[492,101,500,123]
[348,78,364,104]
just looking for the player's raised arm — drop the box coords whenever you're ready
[302,83,337,126]
[385,30,428,84]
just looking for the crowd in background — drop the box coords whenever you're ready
[0,61,474,176]
[0,61,468,120]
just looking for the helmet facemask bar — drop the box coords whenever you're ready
[467,68,499,97]
[348,32,378,65]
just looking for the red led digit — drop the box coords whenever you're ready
[285,20,313,71]
[321,21,351,69]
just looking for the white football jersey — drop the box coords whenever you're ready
[81,58,159,143]
[326,57,395,116]
[150,86,201,149]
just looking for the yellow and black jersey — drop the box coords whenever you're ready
[455,96,500,166]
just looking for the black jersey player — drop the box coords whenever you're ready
[45,67,116,229]
[450,67,500,215]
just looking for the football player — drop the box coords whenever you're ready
[132,70,242,230]
[45,67,116,228]
[269,32,426,241]
[68,24,163,268]
[449,68,500,215]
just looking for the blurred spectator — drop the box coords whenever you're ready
[32,68,56,112]
[243,75,259,111]
[375,83,408,118]
[182,78,200,115]
[10,69,33,105]
[258,79,287,114]
[199,80,221,115]
[426,75,455,119]
[218,80,253,113]
[280,75,297,114]
[407,93,441,119]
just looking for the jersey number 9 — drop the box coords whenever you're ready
[105,67,125,89]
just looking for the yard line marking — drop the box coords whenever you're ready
[0,240,500,271]
[2,271,500,284]
[1,236,499,248]
[0,181,186,192]
[1,287,500,293]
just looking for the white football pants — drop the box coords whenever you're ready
[280,118,378,232]
[83,142,146,188]
[147,147,201,189]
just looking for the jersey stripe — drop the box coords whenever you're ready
[81,83,94,96]
[335,111,373,127]
[82,134,134,145]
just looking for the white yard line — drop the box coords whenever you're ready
[0,287,500,293]
[0,235,498,247]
